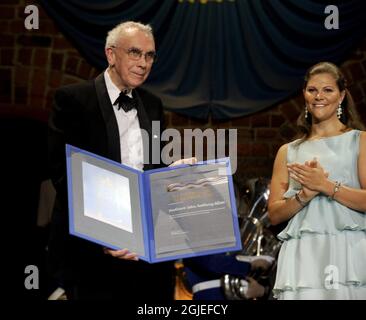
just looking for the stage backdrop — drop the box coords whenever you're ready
[40,0,366,119]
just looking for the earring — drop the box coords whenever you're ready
[337,103,342,119]
[305,105,308,119]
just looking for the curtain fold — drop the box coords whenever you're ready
[40,0,366,119]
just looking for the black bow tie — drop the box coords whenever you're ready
[113,91,137,112]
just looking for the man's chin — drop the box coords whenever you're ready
[128,79,145,88]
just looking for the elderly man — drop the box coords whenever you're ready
[48,21,174,300]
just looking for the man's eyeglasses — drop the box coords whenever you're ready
[111,46,157,63]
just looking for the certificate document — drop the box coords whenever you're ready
[66,144,241,263]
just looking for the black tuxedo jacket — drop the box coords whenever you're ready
[47,73,174,300]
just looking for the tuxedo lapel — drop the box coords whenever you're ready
[133,89,151,135]
[94,73,121,163]
[134,89,154,170]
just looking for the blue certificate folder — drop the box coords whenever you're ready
[66,144,242,263]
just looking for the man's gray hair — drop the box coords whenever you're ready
[105,21,154,49]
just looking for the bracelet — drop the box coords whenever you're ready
[294,191,308,207]
[329,181,341,200]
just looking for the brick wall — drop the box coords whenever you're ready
[0,0,100,121]
[1,0,365,180]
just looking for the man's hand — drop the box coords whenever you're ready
[250,257,274,272]
[103,248,139,261]
[245,277,265,299]
[169,157,198,167]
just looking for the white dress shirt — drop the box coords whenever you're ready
[104,70,144,171]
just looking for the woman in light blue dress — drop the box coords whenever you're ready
[269,62,366,300]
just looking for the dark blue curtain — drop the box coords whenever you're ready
[40,0,366,119]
